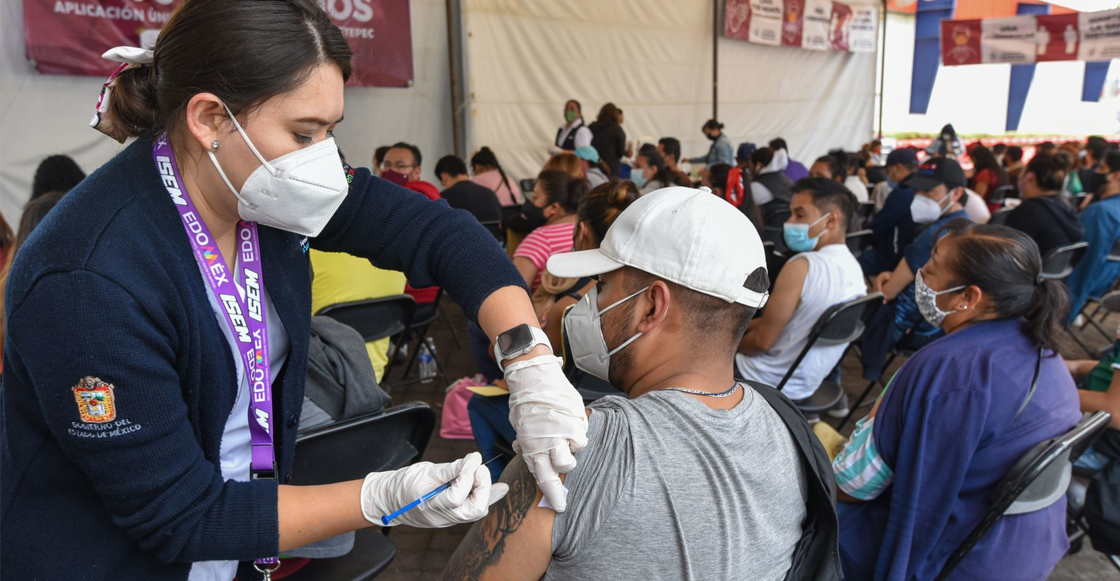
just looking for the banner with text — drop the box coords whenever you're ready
[723,0,876,54]
[22,0,414,87]
[941,7,1120,66]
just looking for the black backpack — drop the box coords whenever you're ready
[1084,430,1120,555]
[747,381,843,581]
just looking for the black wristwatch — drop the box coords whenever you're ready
[493,324,552,372]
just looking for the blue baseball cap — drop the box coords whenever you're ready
[574,146,600,163]
[736,142,757,162]
[886,148,918,167]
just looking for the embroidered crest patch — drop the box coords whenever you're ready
[72,377,117,423]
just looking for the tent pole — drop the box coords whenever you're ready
[877,0,887,138]
[446,0,465,158]
[712,0,719,120]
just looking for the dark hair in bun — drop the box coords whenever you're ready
[578,180,641,244]
[108,0,352,141]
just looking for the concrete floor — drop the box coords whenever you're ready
[370,302,1120,580]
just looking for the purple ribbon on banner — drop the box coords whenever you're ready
[152,134,280,573]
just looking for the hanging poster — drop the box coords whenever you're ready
[802,0,831,51]
[980,15,1037,64]
[749,0,784,46]
[849,5,877,52]
[781,0,806,48]
[1079,8,1120,62]
[828,1,852,51]
[941,19,982,65]
[1035,13,1079,62]
[22,0,415,87]
[724,0,752,42]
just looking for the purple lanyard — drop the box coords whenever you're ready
[151,135,276,481]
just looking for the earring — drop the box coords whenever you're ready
[960,305,968,310]
[211,140,220,151]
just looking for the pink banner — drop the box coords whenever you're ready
[23,0,414,87]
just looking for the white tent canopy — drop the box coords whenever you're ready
[1,0,877,222]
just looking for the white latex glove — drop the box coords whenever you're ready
[505,355,588,512]
[360,452,509,528]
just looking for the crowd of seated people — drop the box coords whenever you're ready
[9,123,1119,580]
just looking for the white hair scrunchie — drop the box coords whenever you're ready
[90,46,155,143]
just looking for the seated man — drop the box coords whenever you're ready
[443,187,838,581]
[861,148,919,276]
[736,178,866,413]
[434,154,504,240]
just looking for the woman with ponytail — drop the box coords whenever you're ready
[836,220,1081,581]
[471,146,523,206]
[1,1,587,577]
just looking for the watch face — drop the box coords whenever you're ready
[498,324,534,355]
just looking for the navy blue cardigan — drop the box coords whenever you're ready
[1,136,525,579]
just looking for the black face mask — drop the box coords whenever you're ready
[521,199,548,229]
[705,131,717,142]
[1083,169,1107,195]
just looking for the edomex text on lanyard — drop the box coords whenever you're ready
[153,132,288,577]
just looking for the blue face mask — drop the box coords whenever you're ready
[630,166,648,189]
[783,213,829,253]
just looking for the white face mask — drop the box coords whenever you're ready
[207,103,349,237]
[910,190,952,224]
[564,285,651,383]
[914,269,965,327]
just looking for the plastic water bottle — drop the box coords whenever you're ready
[419,337,436,383]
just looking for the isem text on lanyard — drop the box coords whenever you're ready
[152,134,281,577]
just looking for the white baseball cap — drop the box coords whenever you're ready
[548,186,769,308]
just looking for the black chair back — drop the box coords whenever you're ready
[934,411,1112,581]
[519,178,536,195]
[856,203,875,227]
[988,185,1014,206]
[989,207,1013,225]
[478,219,505,244]
[1041,241,1089,280]
[846,229,873,258]
[316,294,416,343]
[774,292,882,391]
[290,402,436,486]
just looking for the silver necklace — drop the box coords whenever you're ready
[664,382,741,398]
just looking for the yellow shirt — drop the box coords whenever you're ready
[310,250,407,382]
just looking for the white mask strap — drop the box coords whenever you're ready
[207,150,242,198]
[221,102,276,175]
[597,285,650,317]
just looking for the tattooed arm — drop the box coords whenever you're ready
[441,453,558,580]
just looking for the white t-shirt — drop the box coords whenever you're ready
[736,243,866,400]
[189,261,290,581]
[844,175,870,204]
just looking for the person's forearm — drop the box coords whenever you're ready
[277,481,369,552]
[882,261,914,301]
[476,286,554,366]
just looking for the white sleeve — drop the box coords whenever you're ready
[574,127,593,150]
[751,182,774,205]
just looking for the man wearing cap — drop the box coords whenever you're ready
[869,158,972,363]
[443,187,840,581]
[861,148,920,276]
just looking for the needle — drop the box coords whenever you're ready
[380,456,502,525]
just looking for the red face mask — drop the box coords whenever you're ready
[381,169,409,186]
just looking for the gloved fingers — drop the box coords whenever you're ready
[512,439,528,467]
[532,453,567,513]
[456,460,493,520]
[488,483,510,505]
[550,444,578,474]
[440,452,482,508]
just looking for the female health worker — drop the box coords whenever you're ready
[0,1,586,579]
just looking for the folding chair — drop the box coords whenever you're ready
[1076,238,1120,340]
[285,402,437,581]
[856,203,875,229]
[1040,241,1088,280]
[845,229,873,259]
[988,207,1014,225]
[934,411,1112,581]
[838,341,916,431]
[478,219,505,245]
[987,184,1014,208]
[315,295,417,382]
[766,293,883,416]
[387,290,451,388]
[519,178,536,196]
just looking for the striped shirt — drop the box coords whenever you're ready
[514,222,576,291]
[832,415,894,501]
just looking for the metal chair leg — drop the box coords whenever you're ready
[838,379,879,431]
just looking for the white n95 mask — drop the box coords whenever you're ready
[564,285,650,383]
[207,103,349,237]
[910,192,950,224]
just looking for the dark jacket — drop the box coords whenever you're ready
[588,120,626,177]
[304,316,391,425]
[755,171,794,229]
[1,135,525,579]
[861,185,917,276]
[1003,194,1084,258]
